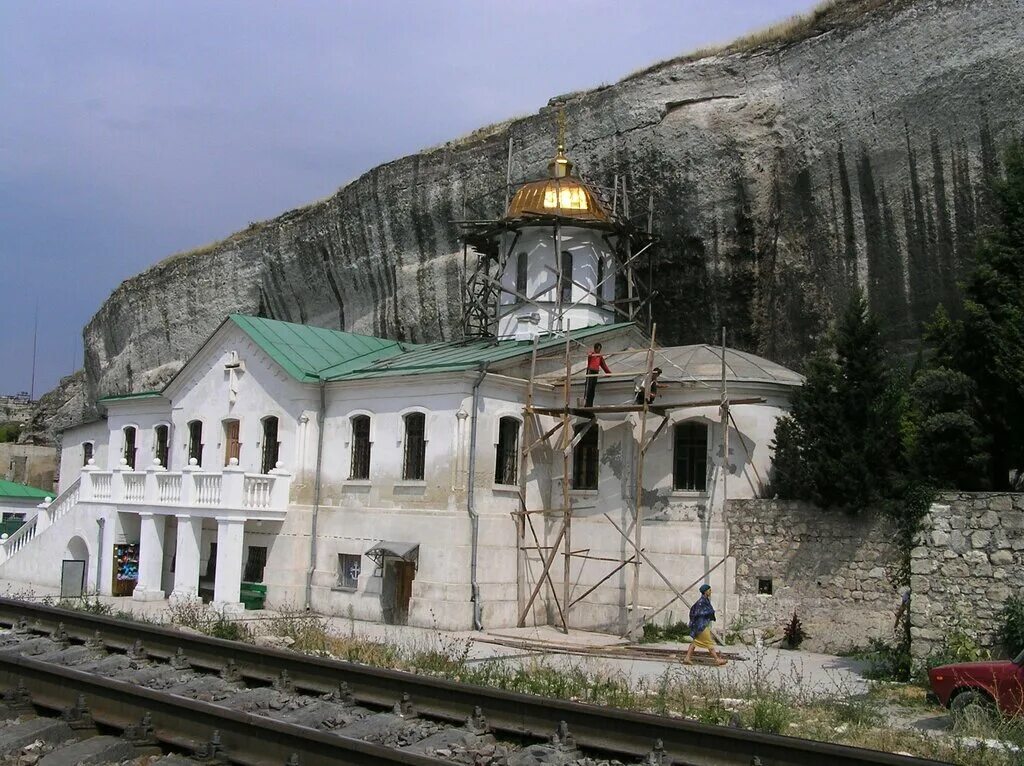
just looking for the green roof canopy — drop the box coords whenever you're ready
[229,315,407,382]
[0,479,50,501]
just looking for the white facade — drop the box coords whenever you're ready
[0,313,799,634]
[498,226,619,340]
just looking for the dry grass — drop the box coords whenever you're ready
[623,0,912,82]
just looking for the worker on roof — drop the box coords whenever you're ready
[584,342,611,408]
[634,367,663,406]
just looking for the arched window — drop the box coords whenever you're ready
[402,412,426,481]
[261,416,280,474]
[350,415,371,480]
[122,427,137,469]
[673,421,708,491]
[571,422,598,490]
[515,252,528,299]
[188,420,204,466]
[82,442,94,466]
[559,251,573,304]
[154,424,170,468]
[223,419,241,466]
[494,417,520,485]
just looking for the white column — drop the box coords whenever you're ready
[170,515,203,603]
[133,512,167,601]
[213,517,245,615]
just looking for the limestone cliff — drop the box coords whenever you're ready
[82,0,1024,407]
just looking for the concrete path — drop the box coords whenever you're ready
[0,578,870,696]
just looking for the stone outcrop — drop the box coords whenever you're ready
[910,492,1024,658]
[79,0,1024,408]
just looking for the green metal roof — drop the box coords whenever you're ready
[329,322,636,381]
[228,315,407,382]
[97,391,163,404]
[0,479,50,501]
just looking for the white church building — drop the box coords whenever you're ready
[0,146,802,634]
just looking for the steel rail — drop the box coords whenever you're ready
[0,598,946,766]
[0,652,446,766]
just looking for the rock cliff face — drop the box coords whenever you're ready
[82,0,1024,406]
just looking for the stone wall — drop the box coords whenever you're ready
[910,493,1024,658]
[726,500,901,653]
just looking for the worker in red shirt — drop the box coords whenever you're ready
[584,342,611,407]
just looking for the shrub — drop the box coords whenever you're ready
[997,595,1024,656]
[749,696,794,733]
[783,612,807,649]
[859,637,912,682]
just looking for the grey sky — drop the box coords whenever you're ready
[0,0,819,397]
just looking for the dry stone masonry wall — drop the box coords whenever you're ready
[910,492,1024,658]
[726,499,901,653]
[76,0,1024,413]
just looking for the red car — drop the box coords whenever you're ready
[928,648,1024,717]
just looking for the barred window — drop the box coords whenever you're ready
[122,426,137,469]
[188,420,204,466]
[494,417,520,486]
[571,423,598,490]
[516,252,528,298]
[402,412,426,481]
[154,424,169,468]
[337,553,361,590]
[559,250,573,304]
[243,546,267,583]
[673,421,708,491]
[350,415,371,480]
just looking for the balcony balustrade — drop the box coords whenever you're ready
[77,458,291,520]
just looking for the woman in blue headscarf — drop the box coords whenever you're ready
[684,584,727,666]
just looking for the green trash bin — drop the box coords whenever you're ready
[239,582,267,610]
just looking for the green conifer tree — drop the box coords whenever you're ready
[771,290,905,510]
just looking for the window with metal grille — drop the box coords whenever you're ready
[337,553,361,590]
[350,415,371,480]
[261,416,280,474]
[494,417,520,485]
[188,420,204,466]
[673,421,708,491]
[402,412,426,481]
[243,546,267,583]
[122,426,137,469]
[559,251,573,304]
[515,252,528,298]
[571,423,599,490]
[155,424,170,468]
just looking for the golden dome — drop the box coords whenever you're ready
[505,147,609,222]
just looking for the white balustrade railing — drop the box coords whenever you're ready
[76,463,289,515]
[156,473,182,503]
[242,475,274,509]
[123,472,146,502]
[194,474,223,506]
[2,515,38,560]
[48,480,80,524]
[92,472,112,500]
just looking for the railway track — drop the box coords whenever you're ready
[0,597,945,766]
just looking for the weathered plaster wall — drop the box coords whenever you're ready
[78,0,1024,411]
[0,444,57,494]
[727,499,902,653]
[910,493,1024,658]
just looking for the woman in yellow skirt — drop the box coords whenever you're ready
[684,584,727,666]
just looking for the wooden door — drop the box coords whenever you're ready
[395,561,415,624]
[224,420,240,465]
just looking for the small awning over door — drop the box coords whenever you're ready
[365,541,419,567]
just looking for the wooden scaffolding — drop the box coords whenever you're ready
[513,325,758,639]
